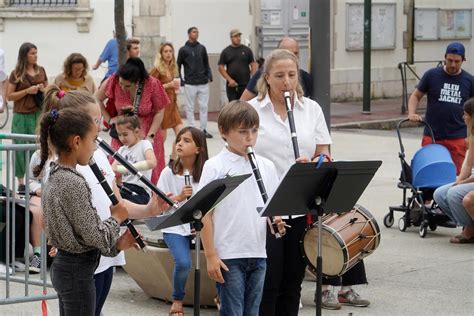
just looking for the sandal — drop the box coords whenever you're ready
[169,310,184,316]
[450,234,474,244]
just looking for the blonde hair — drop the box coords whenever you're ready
[256,49,304,101]
[42,85,96,113]
[152,42,178,78]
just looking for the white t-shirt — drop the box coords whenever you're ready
[198,147,279,260]
[28,150,54,194]
[77,149,126,274]
[117,139,153,193]
[248,94,332,179]
[248,94,332,219]
[157,166,197,236]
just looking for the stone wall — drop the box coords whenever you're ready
[133,0,165,69]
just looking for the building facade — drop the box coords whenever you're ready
[0,0,472,107]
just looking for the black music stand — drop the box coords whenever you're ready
[261,161,381,316]
[144,174,251,316]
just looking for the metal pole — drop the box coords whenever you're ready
[310,0,331,129]
[407,0,415,64]
[362,0,372,113]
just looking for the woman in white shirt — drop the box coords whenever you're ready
[249,49,370,314]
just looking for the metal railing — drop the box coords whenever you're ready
[398,60,443,115]
[0,133,57,305]
[9,0,77,6]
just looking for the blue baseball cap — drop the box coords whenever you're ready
[445,42,465,61]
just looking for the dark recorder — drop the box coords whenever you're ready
[96,137,178,208]
[246,147,282,238]
[387,119,457,238]
[89,158,146,250]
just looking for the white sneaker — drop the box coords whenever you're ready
[12,261,25,272]
[0,263,12,274]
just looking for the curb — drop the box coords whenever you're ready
[332,117,422,130]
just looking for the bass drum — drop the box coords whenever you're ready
[301,204,380,277]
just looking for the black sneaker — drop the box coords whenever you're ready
[203,129,213,139]
[29,254,41,274]
[17,184,26,194]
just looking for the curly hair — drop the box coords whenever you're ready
[62,53,88,79]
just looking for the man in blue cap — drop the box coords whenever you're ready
[408,42,474,174]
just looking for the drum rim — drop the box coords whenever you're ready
[355,204,382,247]
[301,223,349,277]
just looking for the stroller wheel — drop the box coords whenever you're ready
[429,223,437,231]
[384,213,394,228]
[419,224,428,238]
[398,216,407,232]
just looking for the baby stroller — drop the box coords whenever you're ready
[386,119,457,238]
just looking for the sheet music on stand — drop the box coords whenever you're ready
[144,174,251,231]
[260,161,382,217]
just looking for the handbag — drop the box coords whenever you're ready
[109,81,143,140]
[25,76,44,109]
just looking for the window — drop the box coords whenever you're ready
[0,0,92,33]
[9,0,78,5]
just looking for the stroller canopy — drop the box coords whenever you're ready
[411,144,456,189]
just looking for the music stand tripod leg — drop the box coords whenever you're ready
[193,210,203,316]
[315,197,323,316]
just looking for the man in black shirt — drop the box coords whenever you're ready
[218,29,257,101]
[177,26,213,138]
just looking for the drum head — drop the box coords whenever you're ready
[303,225,346,276]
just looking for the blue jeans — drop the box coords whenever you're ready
[163,233,192,300]
[94,266,114,316]
[217,258,266,316]
[50,249,100,316]
[434,182,474,226]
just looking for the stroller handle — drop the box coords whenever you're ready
[396,119,436,156]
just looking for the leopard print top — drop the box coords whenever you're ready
[42,162,120,256]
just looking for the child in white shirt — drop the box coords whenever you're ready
[200,100,285,315]
[112,112,157,204]
[157,126,209,315]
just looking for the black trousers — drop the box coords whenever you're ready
[259,216,308,316]
[51,249,100,316]
[226,84,247,101]
[322,260,368,286]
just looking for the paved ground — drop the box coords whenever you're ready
[1,98,473,315]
